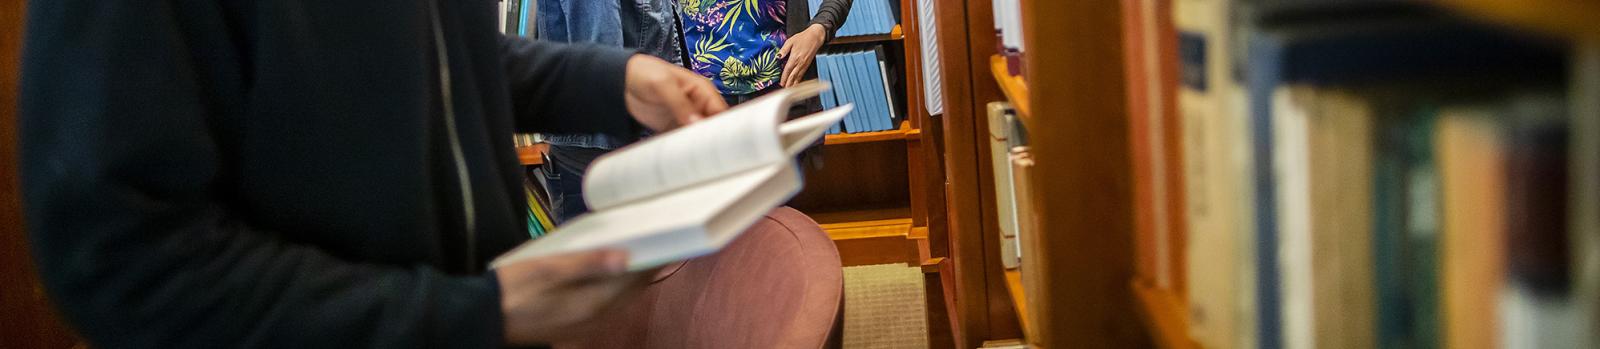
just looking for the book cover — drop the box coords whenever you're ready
[1435,105,1507,349]
[821,54,857,133]
[1307,88,1376,349]
[845,52,876,132]
[1268,85,1313,349]
[846,51,879,131]
[1175,0,1255,347]
[817,54,841,135]
[860,51,890,132]
[1372,101,1441,349]
[988,102,1020,269]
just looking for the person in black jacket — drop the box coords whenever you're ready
[17,0,726,347]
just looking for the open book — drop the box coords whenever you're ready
[492,81,851,271]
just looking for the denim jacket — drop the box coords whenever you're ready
[537,0,681,149]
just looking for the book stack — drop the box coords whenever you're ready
[523,174,555,238]
[513,133,555,238]
[811,0,898,37]
[498,0,537,37]
[1138,2,1598,349]
[817,47,900,135]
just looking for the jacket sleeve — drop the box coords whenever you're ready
[500,35,641,137]
[18,2,504,348]
[811,0,855,43]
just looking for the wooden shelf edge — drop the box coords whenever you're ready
[824,120,916,145]
[516,143,548,166]
[1003,270,1031,338]
[1132,279,1198,349]
[989,55,1032,119]
[828,24,905,45]
[1438,0,1600,39]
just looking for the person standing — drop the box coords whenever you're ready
[676,0,853,106]
[536,0,686,223]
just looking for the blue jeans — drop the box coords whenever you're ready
[541,144,609,223]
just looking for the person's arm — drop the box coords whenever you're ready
[500,36,726,133]
[500,36,640,136]
[18,2,623,348]
[780,0,855,87]
[810,0,855,43]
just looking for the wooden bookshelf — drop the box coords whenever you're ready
[824,120,916,145]
[812,207,920,266]
[989,55,1031,118]
[829,24,906,45]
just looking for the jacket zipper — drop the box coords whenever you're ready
[427,0,479,270]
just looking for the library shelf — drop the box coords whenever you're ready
[989,54,1031,119]
[516,143,547,166]
[809,207,919,266]
[829,25,906,45]
[824,120,916,145]
[1132,279,1198,349]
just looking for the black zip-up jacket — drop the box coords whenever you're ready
[19,1,639,347]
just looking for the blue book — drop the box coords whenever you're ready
[841,52,869,132]
[859,51,891,131]
[874,0,893,35]
[824,54,858,133]
[817,55,841,134]
[1241,9,1563,349]
[859,0,878,36]
[847,52,880,131]
[846,51,874,131]
[864,51,892,131]
[518,0,532,36]
[843,0,863,37]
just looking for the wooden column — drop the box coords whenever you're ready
[1019,0,1147,347]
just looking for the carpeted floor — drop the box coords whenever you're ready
[842,263,929,348]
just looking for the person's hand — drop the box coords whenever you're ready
[496,249,653,345]
[778,24,828,87]
[624,55,728,131]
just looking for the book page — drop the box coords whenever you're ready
[492,163,790,271]
[582,82,833,211]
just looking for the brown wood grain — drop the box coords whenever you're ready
[928,0,987,345]
[789,141,911,212]
[2,0,85,347]
[921,258,956,349]
[1020,0,1148,347]
[961,1,1024,342]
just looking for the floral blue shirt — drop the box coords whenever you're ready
[677,0,789,95]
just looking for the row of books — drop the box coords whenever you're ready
[496,0,536,37]
[513,133,555,238]
[1117,1,1599,348]
[818,48,901,135]
[990,0,1024,75]
[523,174,555,238]
[810,0,898,38]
